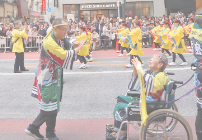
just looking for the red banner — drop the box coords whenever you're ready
[42,0,46,11]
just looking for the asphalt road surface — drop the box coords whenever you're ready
[0,53,198,140]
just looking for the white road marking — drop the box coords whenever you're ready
[0,67,192,76]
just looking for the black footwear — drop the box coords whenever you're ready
[47,135,60,140]
[106,124,115,133]
[14,71,22,73]
[20,68,29,71]
[25,125,44,140]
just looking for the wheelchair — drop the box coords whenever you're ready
[113,72,193,140]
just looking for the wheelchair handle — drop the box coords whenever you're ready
[166,72,175,75]
[173,80,183,84]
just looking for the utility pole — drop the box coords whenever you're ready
[121,0,126,20]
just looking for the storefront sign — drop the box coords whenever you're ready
[42,0,46,11]
[29,11,41,17]
[39,16,45,20]
[80,3,117,10]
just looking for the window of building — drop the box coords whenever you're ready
[125,1,154,18]
[63,5,79,21]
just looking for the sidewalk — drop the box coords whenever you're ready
[0,116,197,140]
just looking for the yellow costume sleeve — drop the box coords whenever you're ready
[169,26,183,48]
[75,33,89,56]
[159,28,171,46]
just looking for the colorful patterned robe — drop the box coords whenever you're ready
[31,32,76,113]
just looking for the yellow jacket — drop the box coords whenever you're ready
[151,25,161,43]
[159,27,172,50]
[169,26,187,54]
[125,27,144,56]
[118,28,130,48]
[75,32,89,56]
[12,29,28,53]
[184,23,194,38]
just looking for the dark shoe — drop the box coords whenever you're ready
[106,132,116,140]
[25,125,44,140]
[47,135,60,140]
[21,68,29,71]
[14,71,22,73]
[106,124,115,133]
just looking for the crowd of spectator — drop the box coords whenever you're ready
[0,10,197,52]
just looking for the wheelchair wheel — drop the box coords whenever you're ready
[137,103,178,132]
[139,109,193,140]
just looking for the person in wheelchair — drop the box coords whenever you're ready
[106,53,169,140]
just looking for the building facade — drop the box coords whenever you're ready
[164,0,196,16]
[52,0,166,22]
[27,0,42,22]
[0,0,18,24]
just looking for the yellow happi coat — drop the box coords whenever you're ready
[117,28,124,44]
[159,27,172,50]
[88,31,92,50]
[151,25,161,44]
[118,28,130,48]
[75,32,89,56]
[12,29,28,53]
[169,25,187,54]
[124,27,144,56]
[184,23,194,38]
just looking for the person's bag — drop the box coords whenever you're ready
[10,37,20,51]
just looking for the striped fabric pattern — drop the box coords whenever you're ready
[144,73,154,96]
[39,101,57,112]
[62,50,75,70]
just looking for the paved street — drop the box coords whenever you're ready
[0,50,198,140]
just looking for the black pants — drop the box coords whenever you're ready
[118,43,121,51]
[196,109,202,140]
[121,47,129,54]
[78,55,87,64]
[112,39,116,49]
[162,48,171,56]
[30,110,57,138]
[130,55,143,64]
[188,38,191,46]
[86,55,91,59]
[142,37,149,44]
[155,42,160,48]
[103,36,109,50]
[172,52,186,62]
[14,52,25,71]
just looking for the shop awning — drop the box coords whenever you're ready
[29,11,41,17]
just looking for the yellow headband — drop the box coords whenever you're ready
[42,23,68,42]
[196,15,202,17]
[53,23,68,28]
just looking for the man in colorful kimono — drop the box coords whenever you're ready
[106,53,169,140]
[24,18,85,140]
[189,8,202,140]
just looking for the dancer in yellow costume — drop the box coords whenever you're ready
[75,26,90,69]
[184,18,194,49]
[151,21,161,51]
[116,24,124,53]
[117,23,130,57]
[123,20,144,68]
[168,19,188,66]
[159,21,172,58]
[86,27,93,62]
